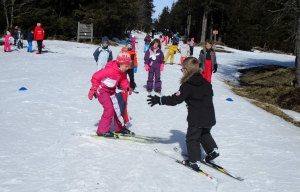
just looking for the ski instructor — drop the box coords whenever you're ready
[34,23,45,54]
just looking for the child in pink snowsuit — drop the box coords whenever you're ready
[4,31,12,52]
[88,47,133,137]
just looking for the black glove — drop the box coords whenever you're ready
[213,64,218,73]
[147,95,161,107]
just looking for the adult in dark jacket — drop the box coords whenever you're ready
[16,28,23,49]
[27,30,34,52]
[151,28,155,38]
[12,26,18,46]
[147,57,219,171]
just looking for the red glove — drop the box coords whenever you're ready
[88,89,95,100]
[127,87,133,95]
[144,64,150,71]
[160,64,164,71]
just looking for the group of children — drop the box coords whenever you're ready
[3,27,41,53]
[89,34,219,172]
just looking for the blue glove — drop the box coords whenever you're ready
[134,66,138,73]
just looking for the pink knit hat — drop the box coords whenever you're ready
[116,47,132,65]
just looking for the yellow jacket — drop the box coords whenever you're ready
[166,45,180,54]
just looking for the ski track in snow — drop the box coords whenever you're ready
[1,34,300,191]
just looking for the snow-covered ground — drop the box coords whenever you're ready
[0,32,299,192]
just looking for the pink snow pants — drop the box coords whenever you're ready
[4,42,11,52]
[96,91,124,134]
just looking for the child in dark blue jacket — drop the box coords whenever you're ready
[27,30,34,52]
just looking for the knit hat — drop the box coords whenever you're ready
[125,39,132,45]
[116,47,132,65]
[102,36,109,44]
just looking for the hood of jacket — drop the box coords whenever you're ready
[180,68,204,86]
[181,44,189,48]
[105,60,123,74]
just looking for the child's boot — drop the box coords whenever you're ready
[115,127,134,135]
[188,161,201,171]
[97,132,114,137]
[205,148,219,163]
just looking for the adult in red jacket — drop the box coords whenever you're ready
[34,23,45,54]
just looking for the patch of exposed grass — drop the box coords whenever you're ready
[228,65,300,127]
[252,101,300,127]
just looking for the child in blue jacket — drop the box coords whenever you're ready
[27,30,34,52]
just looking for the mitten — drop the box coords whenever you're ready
[88,89,96,100]
[134,66,138,73]
[126,87,133,95]
[160,64,164,71]
[147,95,162,107]
[213,64,218,73]
[144,64,150,71]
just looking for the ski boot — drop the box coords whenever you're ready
[97,132,114,137]
[115,127,135,135]
[204,148,219,163]
[155,90,161,94]
[183,160,201,171]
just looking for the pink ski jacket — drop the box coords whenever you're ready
[90,60,129,95]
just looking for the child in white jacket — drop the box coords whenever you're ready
[179,39,190,65]
[93,36,113,71]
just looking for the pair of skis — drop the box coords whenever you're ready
[92,132,169,144]
[155,148,244,182]
[76,132,244,181]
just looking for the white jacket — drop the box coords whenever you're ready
[180,44,190,57]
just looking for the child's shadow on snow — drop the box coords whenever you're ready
[162,129,206,159]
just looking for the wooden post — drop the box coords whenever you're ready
[91,23,93,42]
[77,22,80,42]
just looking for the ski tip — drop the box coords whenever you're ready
[237,177,244,181]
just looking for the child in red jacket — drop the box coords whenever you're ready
[88,47,133,137]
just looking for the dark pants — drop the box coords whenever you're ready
[146,64,161,91]
[126,69,136,90]
[190,46,194,56]
[37,40,43,53]
[186,126,218,163]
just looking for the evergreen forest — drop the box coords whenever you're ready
[0,0,297,52]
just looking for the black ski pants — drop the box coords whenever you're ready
[186,126,218,163]
[37,40,43,53]
[126,68,136,90]
[189,46,194,56]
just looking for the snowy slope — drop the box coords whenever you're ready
[0,32,299,192]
